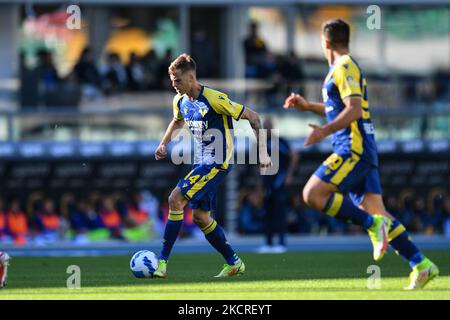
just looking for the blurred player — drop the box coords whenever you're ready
[0,251,10,288]
[153,53,271,278]
[283,19,438,289]
[258,117,299,254]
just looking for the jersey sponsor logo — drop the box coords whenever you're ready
[185,120,209,131]
[325,106,334,113]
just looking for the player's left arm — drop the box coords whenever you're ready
[304,97,362,147]
[304,63,363,147]
[240,107,272,169]
[208,91,271,168]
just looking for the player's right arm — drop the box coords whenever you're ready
[283,93,326,116]
[155,118,184,160]
[155,95,185,160]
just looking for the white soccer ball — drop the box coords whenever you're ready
[130,250,158,278]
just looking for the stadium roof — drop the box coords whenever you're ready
[0,0,449,5]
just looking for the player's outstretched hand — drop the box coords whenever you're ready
[259,151,272,175]
[155,144,167,160]
[304,123,328,147]
[283,93,310,111]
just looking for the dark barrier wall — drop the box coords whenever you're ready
[0,139,448,229]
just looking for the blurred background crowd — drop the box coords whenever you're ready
[1,187,450,246]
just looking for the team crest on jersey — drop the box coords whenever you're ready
[194,101,209,117]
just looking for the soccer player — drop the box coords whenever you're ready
[258,117,299,254]
[283,19,439,289]
[153,53,272,278]
[0,251,10,288]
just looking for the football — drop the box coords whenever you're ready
[130,250,158,278]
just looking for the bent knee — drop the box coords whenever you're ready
[193,213,211,228]
[302,187,313,207]
[168,189,185,210]
[302,186,331,210]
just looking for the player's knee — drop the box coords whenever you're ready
[193,213,210,228]
[303,186,328,211]
[303,187,318,208]
[168,189,184,210]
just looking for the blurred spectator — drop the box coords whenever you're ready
[287,192,321,234]
[243,21,267,78]
[19,51,40,109]
[100,52,128,95]
[412,196,428,232]
[36,49,61,107]
[385,194,402,221]
[258,52,278,79]
[99,197,125,240]
[398,195,415,230]
[126,52,147,91]
[258,118,299,253]
[6,199,29,245]
[238,189,264,235]
[57,71,81,107]
[33,198,61,245]
[73,47,102,99]
[278,50,304,95]
[157,49,174,90]
[127,193,150,226]
[142,49,160,90]
[68,199,92,245]
[421,194,444,235]
[37,49,60,91]
[286,193,302,233]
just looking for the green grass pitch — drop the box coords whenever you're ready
[1,250,449,299]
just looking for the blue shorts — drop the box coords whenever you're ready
[314,153,382,206]
[177,164,230,212]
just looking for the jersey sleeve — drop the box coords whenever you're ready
[333,62,362,100]
[172,94,184,121]
[204,89,245,121]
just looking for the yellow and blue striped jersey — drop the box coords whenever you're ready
[322,55,378,166]
[173,85,245,169]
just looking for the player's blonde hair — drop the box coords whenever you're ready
[168,53,196,75]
